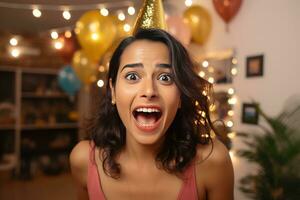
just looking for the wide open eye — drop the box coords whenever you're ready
[158,73,173,84]
[125,72,140,82]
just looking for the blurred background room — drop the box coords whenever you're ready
[0,0,299,200]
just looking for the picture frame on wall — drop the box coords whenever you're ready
[242,103,259,124]
[246,55,264,77]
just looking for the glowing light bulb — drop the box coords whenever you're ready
[118,12,126,21]
[11,48,20,58]
[63,10,71,20]
[198,71,205,78]
[228,110,234,116]
[100,8,109,16]
[231,67,238,75]
[227,132,236,139]
[228,97,237,105]
[124,24,131,32]
[228,88,235,95]
[208,77,214,84]
[54,40,63,49]
[202,60,209,68]
[32,8,42,18]
[51,31,59,39]
[185,0,193,7]
[64,31,72,38]
[128,6,135,15]
[97,80,105,88]
[98,66,105,72]
[10,38,18,46]
[227,120,234,128]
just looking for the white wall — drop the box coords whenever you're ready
[169,0,300,199]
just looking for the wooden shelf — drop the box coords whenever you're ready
[22,92,69,99]
[0,125,15,130]
[0,66,80,175]
[21,123,78,130]
[21,147,73,156]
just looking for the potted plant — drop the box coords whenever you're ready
[238,104,300,200]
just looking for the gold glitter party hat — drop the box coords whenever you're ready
[132,0,167,34]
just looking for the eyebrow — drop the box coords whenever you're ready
[120,63,172,72]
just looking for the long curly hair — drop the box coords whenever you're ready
[89,28,215,179]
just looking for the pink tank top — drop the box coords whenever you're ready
[87,145,198,200]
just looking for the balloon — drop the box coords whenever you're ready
[183,6,212,45]
[75,10,116,61]
[100,40,120,72]
[166,16,191,46]
[58,65,81,96]
[56,34,79,63]
[72,50,98,85]
[110,15,132,41]
[133,0,167,34]
[213,0,242,23]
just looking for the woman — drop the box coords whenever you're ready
[70,29,234,200]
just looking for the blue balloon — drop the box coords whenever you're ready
[58,65,81,96]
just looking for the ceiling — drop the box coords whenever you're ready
[0,0,141,34]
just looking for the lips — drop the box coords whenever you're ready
[132,106,163,132]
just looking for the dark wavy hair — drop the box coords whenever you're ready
[89,28,215,179]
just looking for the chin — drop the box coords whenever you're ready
[129,128,166,146]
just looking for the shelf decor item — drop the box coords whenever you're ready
[242,103,259,125]
[246,54,264,78]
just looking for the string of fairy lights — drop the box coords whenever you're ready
[5,0,197,59]
[198,56,239,161]
[3,1,136,59]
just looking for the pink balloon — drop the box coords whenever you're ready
[166,16,191,46]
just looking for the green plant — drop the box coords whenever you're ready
[238,104,300,200]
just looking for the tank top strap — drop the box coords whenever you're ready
[87,141,106,200]
[177,160,198,200]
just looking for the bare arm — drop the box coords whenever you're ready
[196,139,234,200]
[69,140,90,200]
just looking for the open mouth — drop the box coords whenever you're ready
[133,107,162,125]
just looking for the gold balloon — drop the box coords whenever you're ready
[133,0,167,35]
[184,6,212,45]
[72,50,98,85]
[100,37,124,71]
[75,10,117,61]
[110,15,132,40]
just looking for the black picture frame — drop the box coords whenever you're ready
[246,55,264,77]
[242,103,259,124]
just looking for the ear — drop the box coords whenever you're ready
[109,78,116,104]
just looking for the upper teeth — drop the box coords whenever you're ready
[136,108,160,113]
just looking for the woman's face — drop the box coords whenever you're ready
[110,40,181,145]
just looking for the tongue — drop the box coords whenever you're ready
[136,113,156,124]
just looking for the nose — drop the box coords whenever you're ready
[140,77,157,99]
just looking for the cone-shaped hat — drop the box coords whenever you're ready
[132,0,167,34]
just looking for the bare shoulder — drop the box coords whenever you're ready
[195,138,234,200]
[69,140,91,187]
[196,138,231,166]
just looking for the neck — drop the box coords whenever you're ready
[122,133,164,167]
